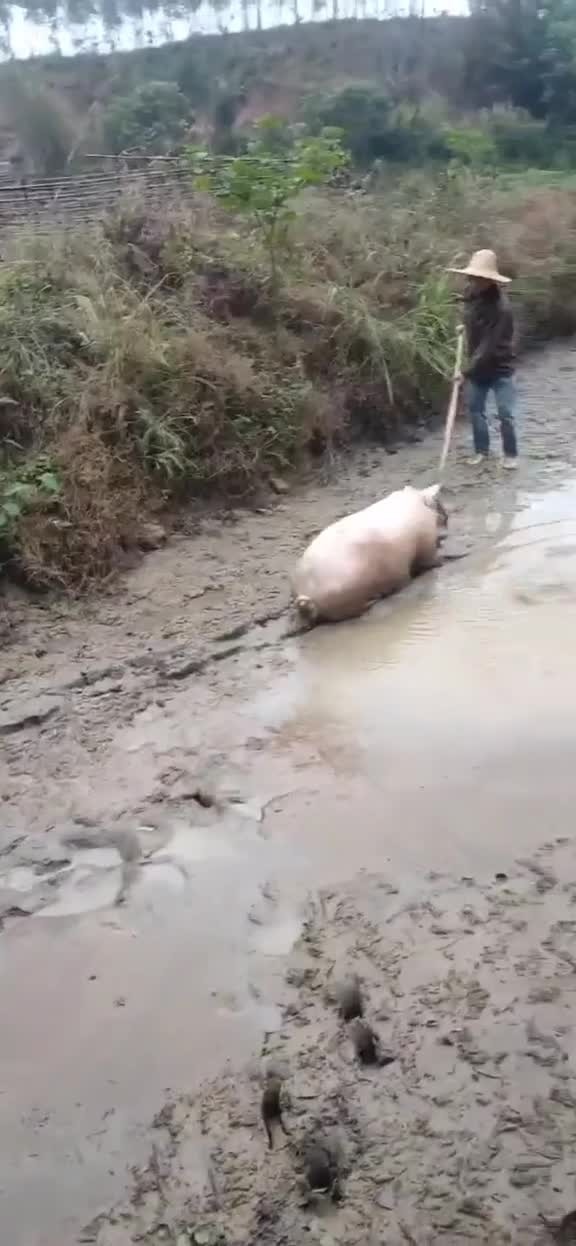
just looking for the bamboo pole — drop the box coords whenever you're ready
[438,322,465,476]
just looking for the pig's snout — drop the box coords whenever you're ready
[296,594,319,627]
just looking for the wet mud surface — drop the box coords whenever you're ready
[2,344,576,1243]
[94,841,576,1246]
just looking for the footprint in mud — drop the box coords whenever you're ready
[1,810,259,922]
[39,864,124,918]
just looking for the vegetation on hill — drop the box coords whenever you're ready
[1,0,576,174]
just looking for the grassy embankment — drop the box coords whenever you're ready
[1,167,575,589]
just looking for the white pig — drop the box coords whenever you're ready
[293,483,447,625]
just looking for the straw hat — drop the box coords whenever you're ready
[448,249,511,284]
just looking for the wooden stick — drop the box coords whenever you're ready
[438,323,465,475]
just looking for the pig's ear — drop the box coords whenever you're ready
[421,483,442,508]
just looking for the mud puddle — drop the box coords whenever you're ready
[2,347,576,1243]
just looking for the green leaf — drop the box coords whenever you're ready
[3,480,33,499]
[1,499,22,519]
[38,471,61,494]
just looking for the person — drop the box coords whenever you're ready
[448,249,518,469]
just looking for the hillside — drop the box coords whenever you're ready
[0,2,573,177]
[0,16,467,171]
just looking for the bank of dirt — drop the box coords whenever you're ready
[2,343,576,1245]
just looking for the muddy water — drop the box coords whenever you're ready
[2,351,576,1243]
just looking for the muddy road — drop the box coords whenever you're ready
[2,345,576,1245]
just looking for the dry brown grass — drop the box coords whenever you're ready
[15,427,148,589]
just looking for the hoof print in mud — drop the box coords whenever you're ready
[300,1138,342,1204]
[335,974,365,1022]
[348,1018,385,1066]
[260,1071,289,1149]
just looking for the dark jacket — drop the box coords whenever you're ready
[463,286,515,384]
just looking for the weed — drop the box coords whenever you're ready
[0,458,61,539]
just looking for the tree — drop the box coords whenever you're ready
[465,0,576,124]
[102,81,193,154]
[443,122,497,167]
[541,0,576,123]
[188,124,348,292]
[307,85,394,165]
[0,71,75,176]
[175,50,211,108]
[305,85,447,167]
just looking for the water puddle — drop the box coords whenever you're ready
[159,823,240,863]
[39,866,123,918]
[3,476,576,1244]
[250,913,303,956]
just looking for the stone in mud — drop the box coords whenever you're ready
[509,1167,540,1188]
[188,1228,227,1246]
[269,476,289,495]
[135,522,167,551]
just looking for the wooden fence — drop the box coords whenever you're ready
[0,157,193,235]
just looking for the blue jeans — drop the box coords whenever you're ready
[467,376,518,458]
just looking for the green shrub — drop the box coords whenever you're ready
[189,124,347,290]
[486,108,551,166]
[304,85,395,165]
[102,81,193,154]
[443,122,498,168]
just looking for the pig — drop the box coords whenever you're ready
[292,483,447,626]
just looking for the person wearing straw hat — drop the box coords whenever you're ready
[448,249,518,469]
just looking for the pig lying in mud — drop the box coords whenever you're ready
[293,483,447,626]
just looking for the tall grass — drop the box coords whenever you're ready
[1,168,576,589]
